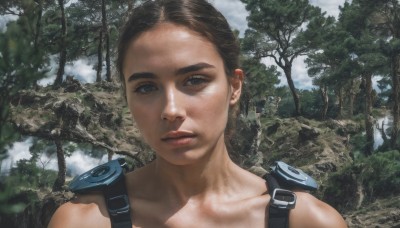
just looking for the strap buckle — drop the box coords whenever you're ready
[271,188,296,210]
[107,195,130,216]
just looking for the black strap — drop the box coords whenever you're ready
[102,171,292,228]
[104,175,132,228]
[264,174,295,228]
[269,206,290,228]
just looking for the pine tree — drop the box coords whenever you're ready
[240,0,334,116]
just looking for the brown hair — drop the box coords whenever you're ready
[116,0,240,93]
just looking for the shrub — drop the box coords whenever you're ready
[360,150,400,200]
[323,150,400,212]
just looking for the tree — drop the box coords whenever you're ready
[66,0,136,82]
[53,0,67,87]
[66,1,104,81]
[339,0,388,155]
[370,0,400,149]
[240,56,280,116]
[0,1,48,213]
[306,23,359,119]
[241,0,334,116]
[101,0,111,81]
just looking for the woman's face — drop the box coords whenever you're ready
[123,23,242,166]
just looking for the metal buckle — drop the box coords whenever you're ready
[271,188,296,210]
[107,195,130,216]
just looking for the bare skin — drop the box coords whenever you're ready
[48,168,347,228]
[48,23,347,228]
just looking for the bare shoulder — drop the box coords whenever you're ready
[289,191,348,228]
[47,193,110,228]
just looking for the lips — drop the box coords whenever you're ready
[161,131,196,146]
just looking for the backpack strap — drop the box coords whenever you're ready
[68,158,133,228]
[263,161,318,228]
[104,173,132,228]
[264,174,297,228]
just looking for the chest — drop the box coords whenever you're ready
[130,195,270,228]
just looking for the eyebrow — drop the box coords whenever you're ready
[175,62,215,75]
[127,72,156,82]
[127,62,215,82]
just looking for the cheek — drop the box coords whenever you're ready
[193,86,231,123]
[128,102,154,131]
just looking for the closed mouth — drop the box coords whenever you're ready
[161,131,196,141]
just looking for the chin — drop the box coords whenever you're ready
[157,148,209,166]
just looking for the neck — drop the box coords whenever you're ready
[152,140,238,204]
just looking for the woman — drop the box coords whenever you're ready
[48,0,348,227]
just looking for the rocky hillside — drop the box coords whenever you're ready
[2,79,399,227]
[9,77,154,166]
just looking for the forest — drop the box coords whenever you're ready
[0,0,399,227]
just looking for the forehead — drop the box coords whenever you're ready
[123,23,224,74]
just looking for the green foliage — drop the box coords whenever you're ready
[0,1,48,215]
[239,56,280,116]
[323,164,358,212]
[273,86,293,117]
[360,150,400,199]
[241,57,280,99]
[0,183,36,215]
[323,150,400,211]
[241,0,334,116]
[0,158,56,215]
[276,87,337,119]
[9,159,57,189]
[349,133,367,159]
[0,7,48,134]
[299,89,323,118]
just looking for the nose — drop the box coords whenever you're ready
[161,87,186,122]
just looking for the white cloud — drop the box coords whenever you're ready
[262,56,315,90]
[310,0,348,18]
[292,56,315,90]
[0,136,122,177]
[212,0,347,37]
[0,15,18,32]
[0,138,33,175]
[64,58,97,83]
[211,0,249,37]
[64,150,107,176]
[39,56,97,86]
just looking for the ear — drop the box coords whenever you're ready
[229,69,244,105]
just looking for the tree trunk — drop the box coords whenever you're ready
[34,0,43,49]
[319,85,329,120]
[337,88,344,119]
[53,0,67,87]
[283,66,301,116]
[105,32,111,81]
[364,74,374,156]
[348,79,359,118]
[96,30,103,82]
[102,0,111,82]
[52,138,66,191]
[349,94,355,118]
[391,54,400,149]
[33,0,43,89]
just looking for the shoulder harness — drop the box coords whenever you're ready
[69,158,132,228]
[68,159,318,228]
[264,161,318,228]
